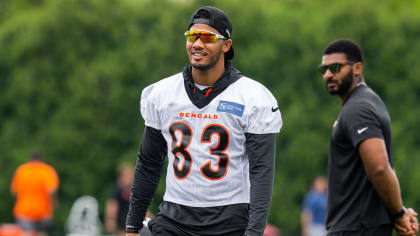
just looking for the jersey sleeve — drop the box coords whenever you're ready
[245,89,283,134]
[140,85,162,130]
[343,102,384,148]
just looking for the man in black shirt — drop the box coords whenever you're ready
[318,39,419,236]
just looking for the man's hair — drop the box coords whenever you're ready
[323,39,364,63]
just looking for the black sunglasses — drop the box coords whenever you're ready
[318,61,355,75]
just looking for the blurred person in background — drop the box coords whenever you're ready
[105,163,134,236]
[301,176,327,236]
[319,39,419,236]
[10,153,59,236]
[105,163,153,236]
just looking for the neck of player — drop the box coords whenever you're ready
[192,57,226,86]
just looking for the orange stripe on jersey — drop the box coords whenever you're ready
[205,88,213,97]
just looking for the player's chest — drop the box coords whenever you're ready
[160,93,248,139]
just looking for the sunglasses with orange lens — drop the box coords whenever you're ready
[185,30,226,43]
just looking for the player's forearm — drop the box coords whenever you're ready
[247,172,274,235]
[360,138,404,215]
[126,154,162,231]
[126,126,167,232]
[368,166,403,214]
[245,133,276,236]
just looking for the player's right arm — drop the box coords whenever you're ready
[125,126,167,235]
[242,81,282,236]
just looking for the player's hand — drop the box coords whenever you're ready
[395,208,419,236]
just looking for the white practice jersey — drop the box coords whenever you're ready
[140,73,282,207]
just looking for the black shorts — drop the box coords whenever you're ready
[15,218,52,232]
[327,224,393,236]
[148,215,246,236]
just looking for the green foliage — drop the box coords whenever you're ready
[1,0,420,235]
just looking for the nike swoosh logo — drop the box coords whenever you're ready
[271,107,279,112]
[357,127,368,134]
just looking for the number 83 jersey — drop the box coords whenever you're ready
[140,72,282,207]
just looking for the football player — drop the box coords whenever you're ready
[126,6,283,236]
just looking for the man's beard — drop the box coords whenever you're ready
[191,47,223,71]
[326,69,354,95]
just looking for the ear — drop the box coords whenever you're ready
[353,62,363,77]
[223,39,232,53]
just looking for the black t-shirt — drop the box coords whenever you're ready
[326,84,393,232]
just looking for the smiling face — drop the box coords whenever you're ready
[186,24,231,71]
[321,53,360,97]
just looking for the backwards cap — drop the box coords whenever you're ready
[188,6,234,60]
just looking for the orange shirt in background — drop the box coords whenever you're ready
[11,161,59,221]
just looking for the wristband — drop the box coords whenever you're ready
[392,206,407,219]
[126,225,140,234]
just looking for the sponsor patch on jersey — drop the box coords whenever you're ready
[217,100,244,117]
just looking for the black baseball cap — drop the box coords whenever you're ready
[188,6,234,60]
